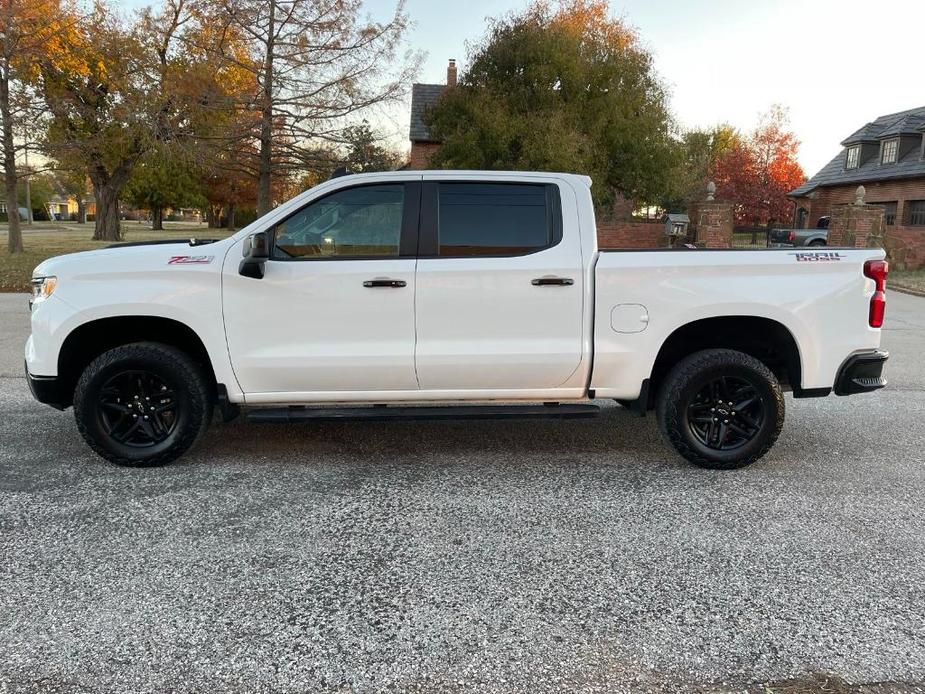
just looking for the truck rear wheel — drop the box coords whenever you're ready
[656,349,784,470]
[73,342,212,467]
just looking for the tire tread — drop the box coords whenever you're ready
[656,348,784,470]
[73,342,211,467]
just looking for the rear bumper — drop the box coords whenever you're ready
[834,350,888,396]
[25,361,69,410]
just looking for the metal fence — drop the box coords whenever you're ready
[732,226,770,248]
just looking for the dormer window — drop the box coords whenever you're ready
[881,138,898,164]
[846,146,860,169]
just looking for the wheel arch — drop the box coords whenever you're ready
[57,316,217,407]
[648,315,802,407]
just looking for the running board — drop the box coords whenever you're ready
[247,403,600,424]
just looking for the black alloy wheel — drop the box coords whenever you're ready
[686,376,764,451]
[74,342,212,467]
[97,370,179,447]
[656,349,785,470]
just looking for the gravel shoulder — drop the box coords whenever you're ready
[1,293,924,693]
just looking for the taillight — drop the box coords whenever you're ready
[788,230,796,242]
[864,259,888,328]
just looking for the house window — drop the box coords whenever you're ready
[872,201,897,226]
[845,146,860,169]
[908,200,925,226]
[881,138,899,164]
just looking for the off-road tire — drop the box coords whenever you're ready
[74,342,212,467]
[656,349,784,470]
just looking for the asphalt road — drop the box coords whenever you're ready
[1,292,924,693]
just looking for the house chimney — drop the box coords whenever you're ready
[447,59,457,87]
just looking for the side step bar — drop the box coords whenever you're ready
[247,403,600,424]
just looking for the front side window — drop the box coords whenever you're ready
[846,146,860,169]
[273,184,404,259]
[881,138,898,164]
[436,183,554,257]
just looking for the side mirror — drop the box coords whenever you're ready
[239,232,269,279]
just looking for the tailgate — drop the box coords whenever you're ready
[768,228,794,244]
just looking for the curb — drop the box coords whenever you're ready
[891,284,925,298]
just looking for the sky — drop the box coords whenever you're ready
[118,0,925,176]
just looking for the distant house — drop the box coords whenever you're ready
[46,176,79,220]
[408,59,457,169]
[789,106,925,267]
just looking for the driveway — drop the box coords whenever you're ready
[1,292,924,693]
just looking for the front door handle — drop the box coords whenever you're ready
[532,277,574,286]
[363,278,407,288]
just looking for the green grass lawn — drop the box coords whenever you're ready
[891,268,925,294]
[0,222,233,292]
[731,231,769,248]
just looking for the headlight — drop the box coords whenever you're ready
[30,276,57,303]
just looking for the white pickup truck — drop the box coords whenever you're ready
[25,171,889,470]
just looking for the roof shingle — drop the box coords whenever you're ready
[791,106,925,197]
[409,83,446,143]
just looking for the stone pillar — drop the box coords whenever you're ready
[827,186,885,248]
[689,183,734,248]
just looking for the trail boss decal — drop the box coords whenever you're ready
[168,255,214,265]
[790,251,846,263]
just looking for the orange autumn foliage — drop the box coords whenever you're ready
[711,106,807,227]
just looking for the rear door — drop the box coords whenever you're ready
[413,177,585,391]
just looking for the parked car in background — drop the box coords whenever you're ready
[25,171,889,471]
[768,216,831,247]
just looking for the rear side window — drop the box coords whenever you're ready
[436,183,557,257]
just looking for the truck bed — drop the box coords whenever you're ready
[590,248,885,399]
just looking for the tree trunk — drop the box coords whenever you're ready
[207,204,221,228]
[256,0,275,217]
[152,205,163,230]
[0,61,22,253]
[77,198,86,224]
[227,203,236,231]
[92,181,122,241]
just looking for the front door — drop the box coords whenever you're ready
[413,178,585,392]
[223,181,421,399]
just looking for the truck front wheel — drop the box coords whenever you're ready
[73,342,212,467]
[656,349,784,470]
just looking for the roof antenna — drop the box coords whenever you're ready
[329,166,354,180]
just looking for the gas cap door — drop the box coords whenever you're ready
[611,303,650,334]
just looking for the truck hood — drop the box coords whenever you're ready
[32,237,231,281]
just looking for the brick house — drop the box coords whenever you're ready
[788,106,925,269]
[408,59,458,169]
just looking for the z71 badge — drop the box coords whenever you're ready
[790,251,846,262]
[168,255,214,265]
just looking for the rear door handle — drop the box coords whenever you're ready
[532,277,574,286]
[363,278,407,288]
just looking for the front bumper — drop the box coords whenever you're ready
[834,350,889,396]
[25,361,69,410]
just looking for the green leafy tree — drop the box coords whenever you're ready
[18,171,54,219]
[662,124,740,212]
[424,0,678,211]
[125,146,205,229]
[339,121,403,173]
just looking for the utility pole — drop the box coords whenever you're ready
[23,144,31,226]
